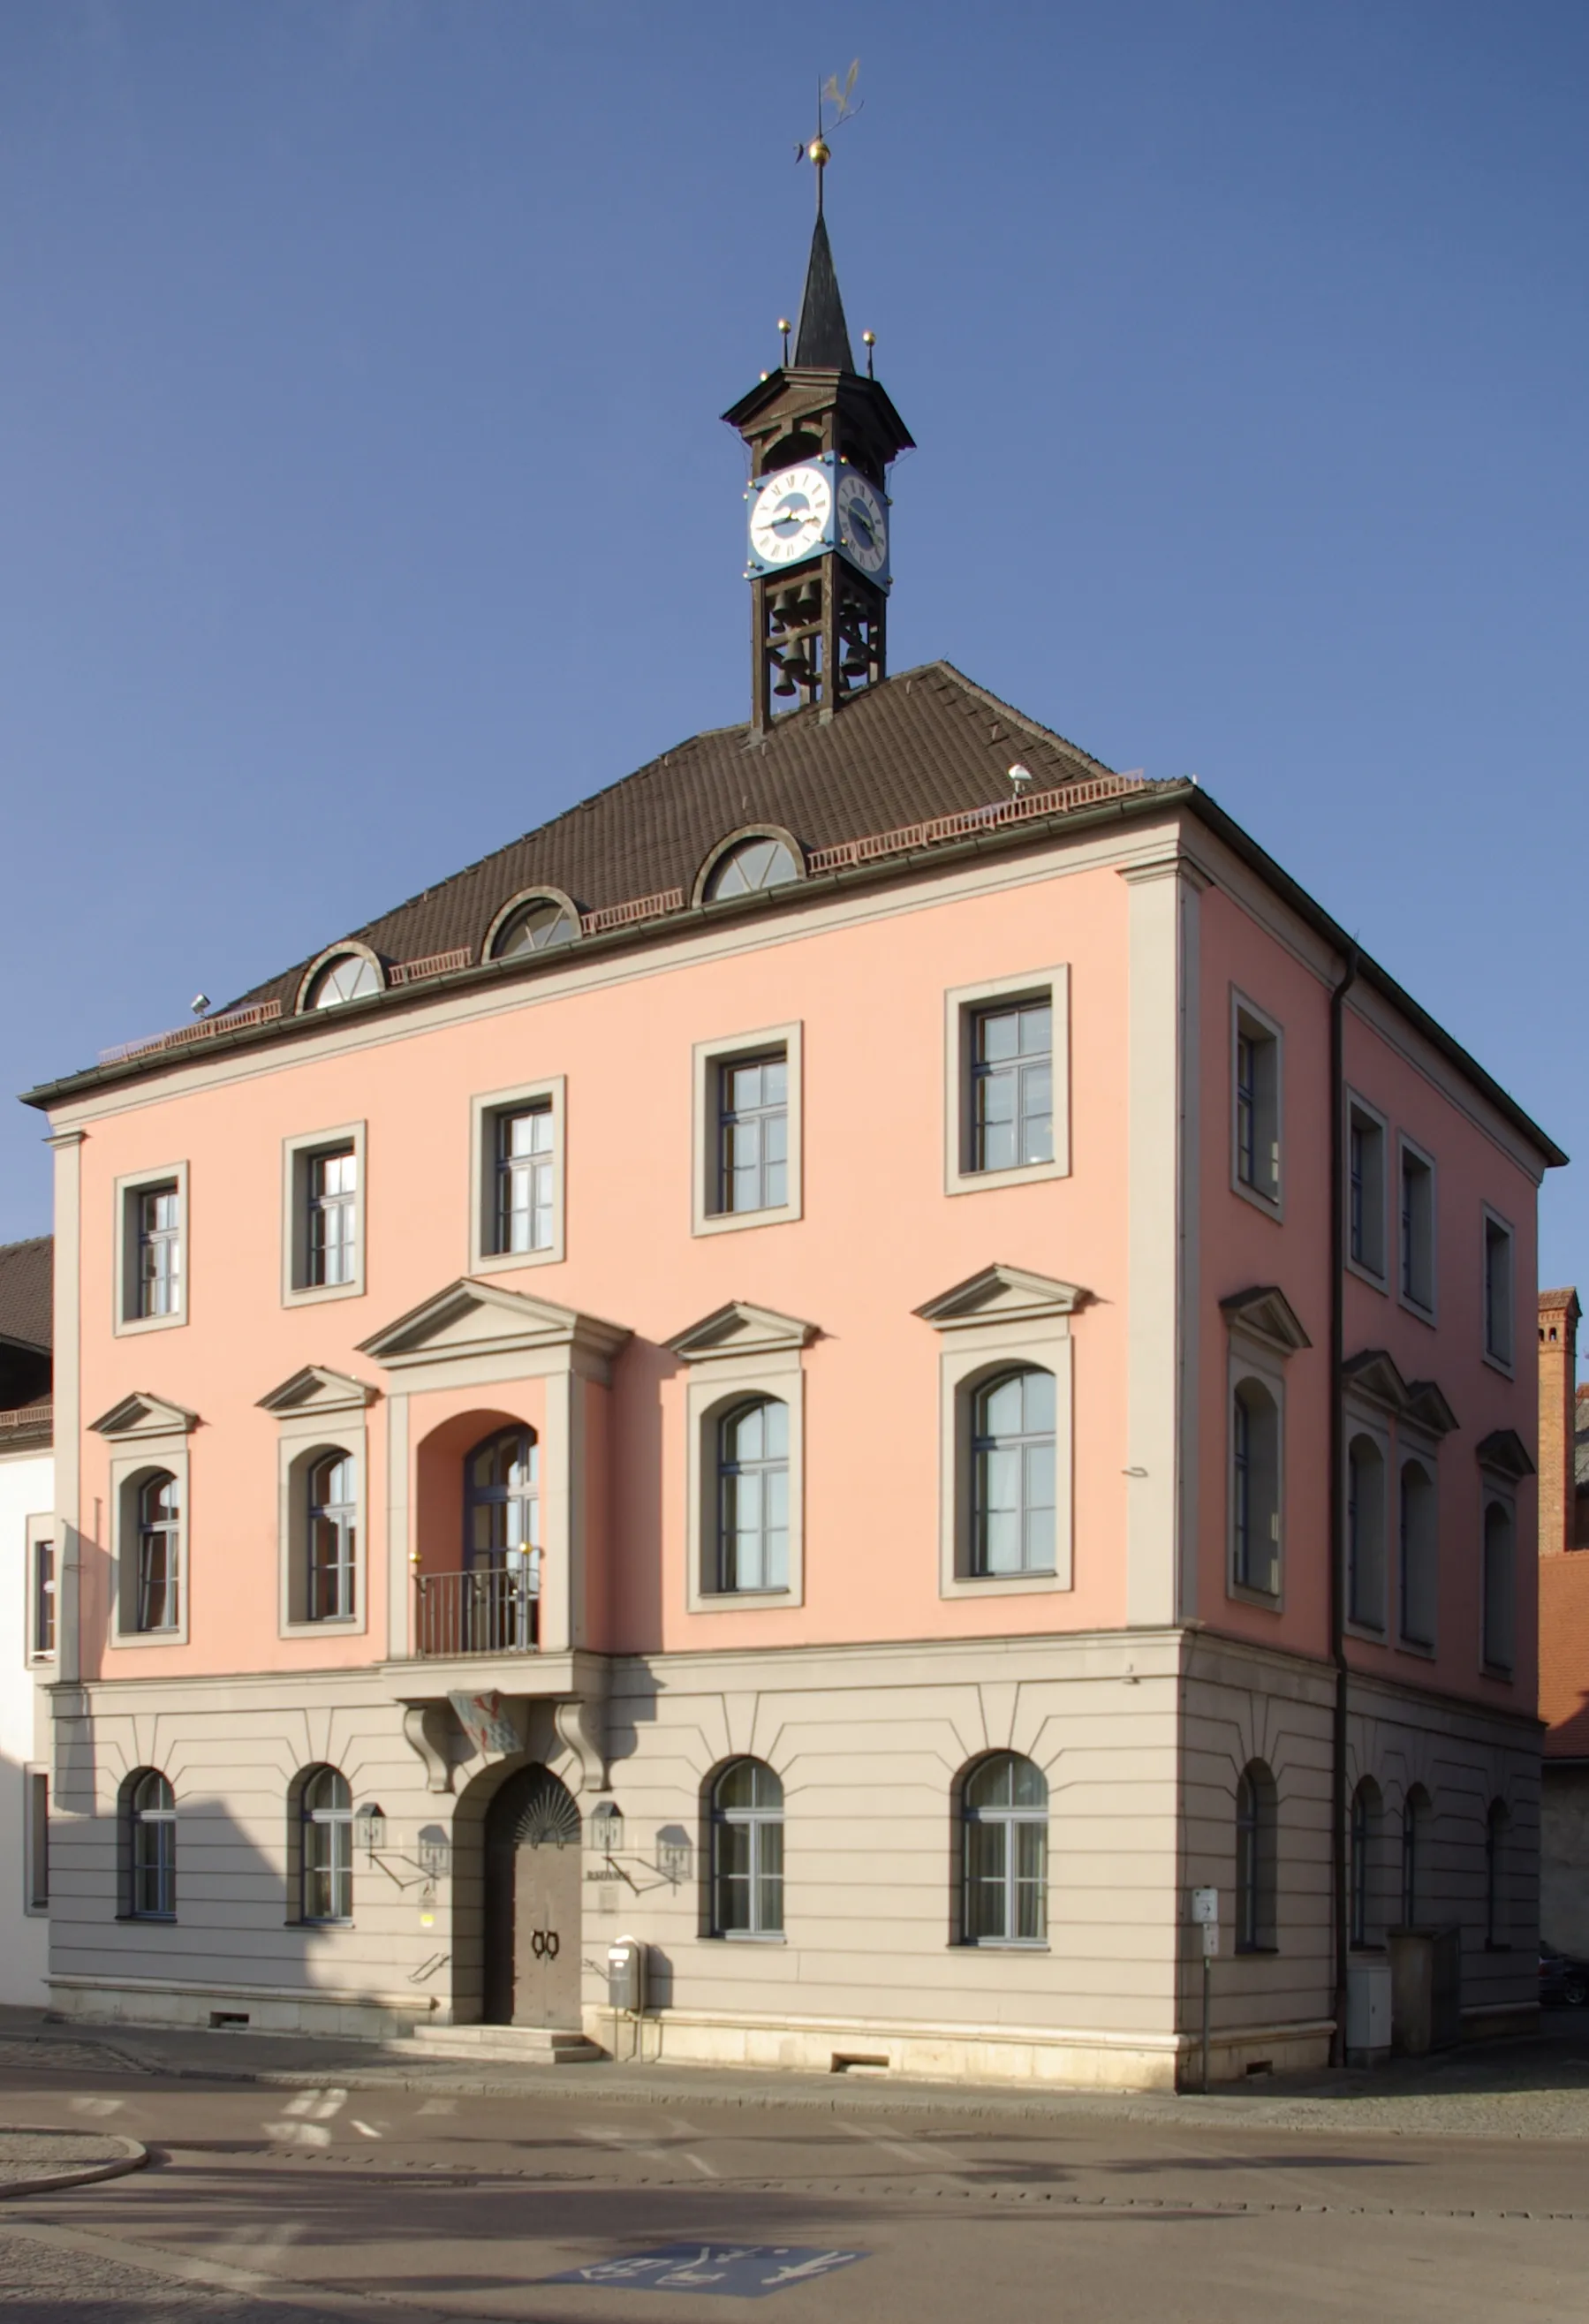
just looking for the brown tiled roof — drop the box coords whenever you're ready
[0,1237,51,1353]
[223,662,1117,1014]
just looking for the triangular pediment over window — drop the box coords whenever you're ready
[666,1301,820,1363]
[1220,1285,1311,1355]
[256,1365,380,1417]
[915,1264,1092,1332]
[1477,1427,1535,1480]
[358,1277,630,1374]
[90,1390,198,1441]
[1341,1349,1459,1437]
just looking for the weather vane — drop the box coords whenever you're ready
[795,59,862,215]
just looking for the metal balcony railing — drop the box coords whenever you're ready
[412,1565,539,1657]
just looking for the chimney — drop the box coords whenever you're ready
[1538,1288,1580,1556]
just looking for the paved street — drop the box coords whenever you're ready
[3,2021,1589,2320]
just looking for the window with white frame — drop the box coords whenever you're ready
[715,1397,790,1592]
[28,1532,56,1660]
[1482,1496,1515,1674]
[691,1026,803,1234]
[1231,1376,1281,1596]
[709,1759,783,1936]
[283,1125,365,1303]
[1346,1432,1387,1631]
[115,1163,188,1333]
[958,1753,1048,1946]
[1232,998,1281,1206]
[297,1766,353,1924]
[1347,1098,1387,1280]
[133,1471,181,1634]
[306,1452,357,1622]
[1398,1457,1437,1649]
[471,1079,565,1270]
[1399,1142,1435,1313]
[1483,1211,1515,1368]
[123,1769,176,1919]
[971,1368,1056,1576]
[943,970,1071,1195]
[306,952,381,1009]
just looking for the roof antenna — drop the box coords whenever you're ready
[1007,764,1033,795]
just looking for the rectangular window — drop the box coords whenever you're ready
[283,1124,366,1304]
[944,969,1071,1196]
[972,1000,1053,1174]
[25,1769,48,1912]
[717,1051,788,1215]
[31,1537,56,1659]
[115,1162,188,1333]
[691,1025,803,1235]
[1231,999,1281,1207]
[1399,1142,1435,1313]
[137,1185,181,1317]
[495,1103,555,1253]
[1484,1211,1514,1368]
[1346,1098,1387,1280]
[1483,1498,1516,1674]
[308,1147,358,1286]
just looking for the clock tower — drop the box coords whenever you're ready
[723,168,913,731]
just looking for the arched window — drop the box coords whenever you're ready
[710,1760,783,1937]
[961,1753,1048,1945]
[704,836,801,902]
[972,1368,1056,1576]
[1231,1377,1280,1595]
[716,1399,789,1592]
[1482,1501,1515,1674]
[1346,1435,1386,1630]
[1350,1777,1381,1948]
[1485,1799,1509,1948]
[463,1427,539,1652]
[306,1453,357,1623]
[492,896,579,958]
[300,1768,352,1925]
[125,1771,176,1919]
[1398,1459,1436,1649]
[1236,1761,1277,1952]
[1401,1785,1430,1926]
[307,954,381,1009]
[135,1472,180,1633]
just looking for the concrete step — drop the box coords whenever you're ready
[387,2023,604,2065]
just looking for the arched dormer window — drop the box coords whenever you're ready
[700,831,803,905]
[306,952,382,1011]
[488,892,581,960]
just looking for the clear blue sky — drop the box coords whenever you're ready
[3,4,1585,1305]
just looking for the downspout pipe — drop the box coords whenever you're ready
[1328,942,1358,2068]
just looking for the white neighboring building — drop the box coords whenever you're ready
[0,1237,53,2008]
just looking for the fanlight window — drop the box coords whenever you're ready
[705,836,801,901]
[494,897,580,958]
[307,954,381,1009]
[300,1766,352,1924]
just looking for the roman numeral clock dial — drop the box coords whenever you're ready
[836,471,888,576]
[748,465,832,565]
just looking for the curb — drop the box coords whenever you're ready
[0,2130,148,2200]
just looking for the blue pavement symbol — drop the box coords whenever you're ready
[548,2244,869,2298]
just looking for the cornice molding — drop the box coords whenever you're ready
[915,1263,1091,1332]
[358,1276,630,1375]
[256,1365,380,1417]
[666,1300,820,1363]
[89,1390,199,1442]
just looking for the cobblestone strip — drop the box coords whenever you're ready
[0,2126,148,2199]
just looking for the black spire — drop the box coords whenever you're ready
[792,214,854,371]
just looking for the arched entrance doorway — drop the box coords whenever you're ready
[482,1764,582,2027]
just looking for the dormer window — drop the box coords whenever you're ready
[704,836,801,901]
[307,954,381,1009]
[493,897,579,958]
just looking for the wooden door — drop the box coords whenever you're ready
[481,1764,582,2028]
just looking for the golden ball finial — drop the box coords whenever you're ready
[777,318,791,334]
[862,329,875,347]
[808,136,830,168]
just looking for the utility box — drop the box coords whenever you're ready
[1344,1953,1392,2065]
[1388,1927,1462,2055]
[606,1935,647,2014]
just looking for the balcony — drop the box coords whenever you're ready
[412,1565,539,1658]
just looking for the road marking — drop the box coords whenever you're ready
[838,2119,946,2169]
[416,2097,457,2115]
[685,2152,721,2177]
[352,2120,382,2139]
[67,2096,125,2117]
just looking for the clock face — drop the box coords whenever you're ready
[836,472,888,576]
[749,464,832,567]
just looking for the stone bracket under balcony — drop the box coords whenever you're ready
[390,1651,609,1798]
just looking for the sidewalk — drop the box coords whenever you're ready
[4,2004,1589,2139]
[0,2125,147,2198]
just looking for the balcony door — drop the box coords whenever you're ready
[463,1427,540,1654]
[482,1763,582,2027]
